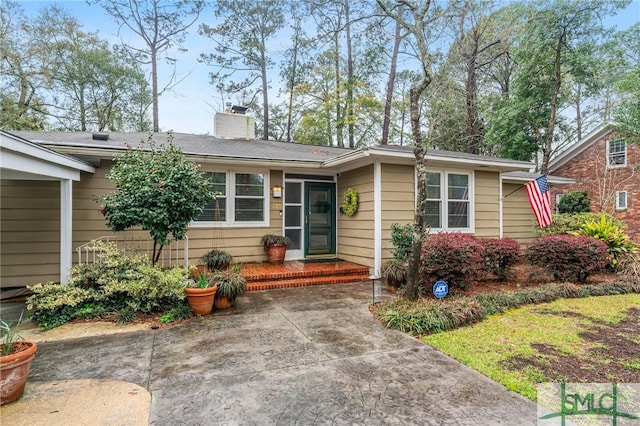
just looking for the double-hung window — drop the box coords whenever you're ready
[607,139,626,167]
[616,190,628,210]
[195,171,268,226]
[425,171,472,231]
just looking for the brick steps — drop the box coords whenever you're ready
[240,260,370,291]
[245,274,370,291]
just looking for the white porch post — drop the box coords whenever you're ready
[373,160,382,277]
[60,179,73,284]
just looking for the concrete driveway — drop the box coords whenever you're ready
[4,283,537,425]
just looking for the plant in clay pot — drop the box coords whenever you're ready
[184,273,217,315]
[261,234,291,265]
[1,313,37,405]
[213,267,246,309]
[381,260,407,292]
[200,249,232,272]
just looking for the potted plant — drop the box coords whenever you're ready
[1,313,37,405]
[200,249,232,272]
[184,273,218,315]
[213,269,247,310]
[381,259,407,292]
[261,234,291,264]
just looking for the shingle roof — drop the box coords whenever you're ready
[11,131,352,163]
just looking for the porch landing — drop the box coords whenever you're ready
[241,260,371,291]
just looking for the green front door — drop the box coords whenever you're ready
[305,182,336,256]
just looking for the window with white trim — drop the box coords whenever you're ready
[195,171,268,226]
[607,139,626,167]
[616,190,628,210]
[555,193,564,213]
[425,171,472,231]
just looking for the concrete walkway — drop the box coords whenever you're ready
[2,283,537,425]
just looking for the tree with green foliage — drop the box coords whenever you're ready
[199,0,286,140]
[557,190,590,214]
[99,134,214,264]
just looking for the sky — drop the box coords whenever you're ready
[17,0,640,135]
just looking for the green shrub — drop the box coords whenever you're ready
[389,223,413,262]
[375,280,639,335]
[158,304,193,323]
[571,214,637,270]
[525,235,609,282]
[479,237,521,280]
[557,190,590,214]
[420,233,484,290]
[535,212,624,236]
[27,241,188,329]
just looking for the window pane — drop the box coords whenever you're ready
[448,174,468,200]
[236,173,264,196]
[285,182,301,204]
[285,205,301,227]
[235,198,264,221]
[609,139,626,165]
[426,201,441,228]
[448,201,469,228]
[196,173,226,221]
[427,172,441,199]
[285,229,301,250]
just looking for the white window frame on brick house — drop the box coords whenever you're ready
[616,190,628,211]
[192,170,270,227]
[607,138,627,167]
[555,193,564,213]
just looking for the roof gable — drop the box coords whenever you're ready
[548,126,615,172]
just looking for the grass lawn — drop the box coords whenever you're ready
[422,294,640,401]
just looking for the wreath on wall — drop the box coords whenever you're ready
[342,188,359,216]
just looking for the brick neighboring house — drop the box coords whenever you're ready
[548,127,639,242]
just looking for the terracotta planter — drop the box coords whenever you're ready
[214,296,233,310]
[1,341,37,405]
[267,244,287,264]
[185,286,217,315]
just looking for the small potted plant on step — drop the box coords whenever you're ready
[200,249,232,272]
[1,313,37,405]
[213,267,247,310]
[381,259,407,292]
[184,273,218,315]
[262,234,291,264]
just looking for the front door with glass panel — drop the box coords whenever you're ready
[305,182,336,256]
[283,181,336,258]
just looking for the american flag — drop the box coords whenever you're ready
[525,175,552,228]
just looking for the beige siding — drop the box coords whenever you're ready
[1,180,61,288]
[381,163,414,262]
[502,182,536,244]
[474,171,500,237]
[1,163,288,288]
[337,165,374,268]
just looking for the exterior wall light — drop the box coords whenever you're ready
[271,185,282,198]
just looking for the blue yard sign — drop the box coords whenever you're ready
[433,280,448,299]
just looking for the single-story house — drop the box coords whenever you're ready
[1,112,565,290]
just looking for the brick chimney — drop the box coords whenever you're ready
[214,105,255,139]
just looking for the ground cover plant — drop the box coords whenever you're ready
[422,294,640,400]
[27,241,190,329]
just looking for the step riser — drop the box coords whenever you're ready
[246,275,370,291]
[244,268,369,283]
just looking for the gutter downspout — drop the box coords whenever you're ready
[499,173,504,238]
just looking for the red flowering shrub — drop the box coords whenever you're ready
[479,238,521,280]
[525,235,609,282]
[420,233,484,291]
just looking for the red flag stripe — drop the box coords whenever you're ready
[525,176,552,228]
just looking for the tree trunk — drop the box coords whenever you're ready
[382,20,402,145]
[334,33,344,148]
[345,0,355,149]
[286,42,298,142]
[261,54,270,140]
[542,31,564,174]
[575,83,582,140]
[151,49,159,132]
